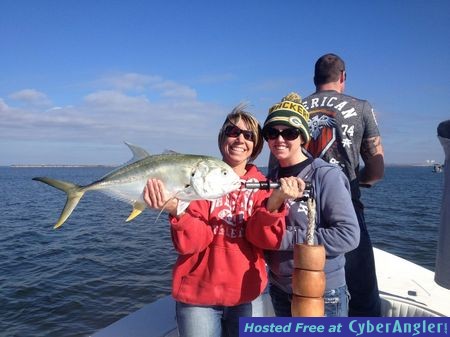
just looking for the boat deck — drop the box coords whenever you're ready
[92,248,450,337]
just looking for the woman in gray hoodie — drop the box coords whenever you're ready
[262,92,360,317]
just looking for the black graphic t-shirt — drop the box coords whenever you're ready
[302,90,380,201]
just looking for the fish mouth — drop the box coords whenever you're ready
[225,178,240,191]
[230,179,240,188]
[238,178,247,189]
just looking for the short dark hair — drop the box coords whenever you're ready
[313,53,345,86]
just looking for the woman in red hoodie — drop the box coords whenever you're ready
[143,105,305,337]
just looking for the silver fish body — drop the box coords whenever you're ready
[33,144,241,229]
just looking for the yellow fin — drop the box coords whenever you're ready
[126,203,145,222]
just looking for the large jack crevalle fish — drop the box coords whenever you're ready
[33,143,241,229]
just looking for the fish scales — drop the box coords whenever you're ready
[33,144,241,229]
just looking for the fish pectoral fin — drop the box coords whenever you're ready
[176,200,190,215]
[126,202,146,222]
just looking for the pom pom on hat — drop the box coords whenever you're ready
[263,92,311,143]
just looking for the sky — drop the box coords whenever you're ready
[1,0,449,167]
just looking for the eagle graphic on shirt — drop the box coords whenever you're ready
[306,110,337,159]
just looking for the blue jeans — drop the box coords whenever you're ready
[345,204,381,316]
[269,284,350,317]
[176,301,253,337]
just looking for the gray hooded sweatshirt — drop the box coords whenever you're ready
[266,158,360,293]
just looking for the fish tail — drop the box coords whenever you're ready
[32,177,85,229]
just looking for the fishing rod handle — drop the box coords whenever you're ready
[245,181,312,191]
[245,181,280,190]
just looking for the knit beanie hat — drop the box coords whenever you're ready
[263,92,311,143]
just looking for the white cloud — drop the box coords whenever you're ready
[0,73,228,163]
[0,98,8,112]
[96,73,198,100]
[151,80,197,99]
[83,90,151,112]
[9,89,52,107]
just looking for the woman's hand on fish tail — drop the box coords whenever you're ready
[144,178,178,215]
[266,177,306,212]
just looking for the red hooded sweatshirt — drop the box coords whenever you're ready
[169,164,286,306]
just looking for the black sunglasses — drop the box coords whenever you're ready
[263,127,300,141]
[224,125,255,142]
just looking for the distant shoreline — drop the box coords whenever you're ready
[8,164,116,168]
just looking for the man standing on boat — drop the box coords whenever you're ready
[302,53,385,316]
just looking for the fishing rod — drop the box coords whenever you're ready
[244,181,312,191]
[244,181,312,201]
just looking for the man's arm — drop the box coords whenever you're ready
[359,136,384,186]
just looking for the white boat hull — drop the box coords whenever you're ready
[92,247,450,337]
[375,248,450,317]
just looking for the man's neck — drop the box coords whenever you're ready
[316,82,343,93]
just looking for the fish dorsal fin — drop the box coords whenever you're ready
[99,142,151,180]
[124,141,150,163]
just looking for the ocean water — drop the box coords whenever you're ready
[0,166,444,337]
